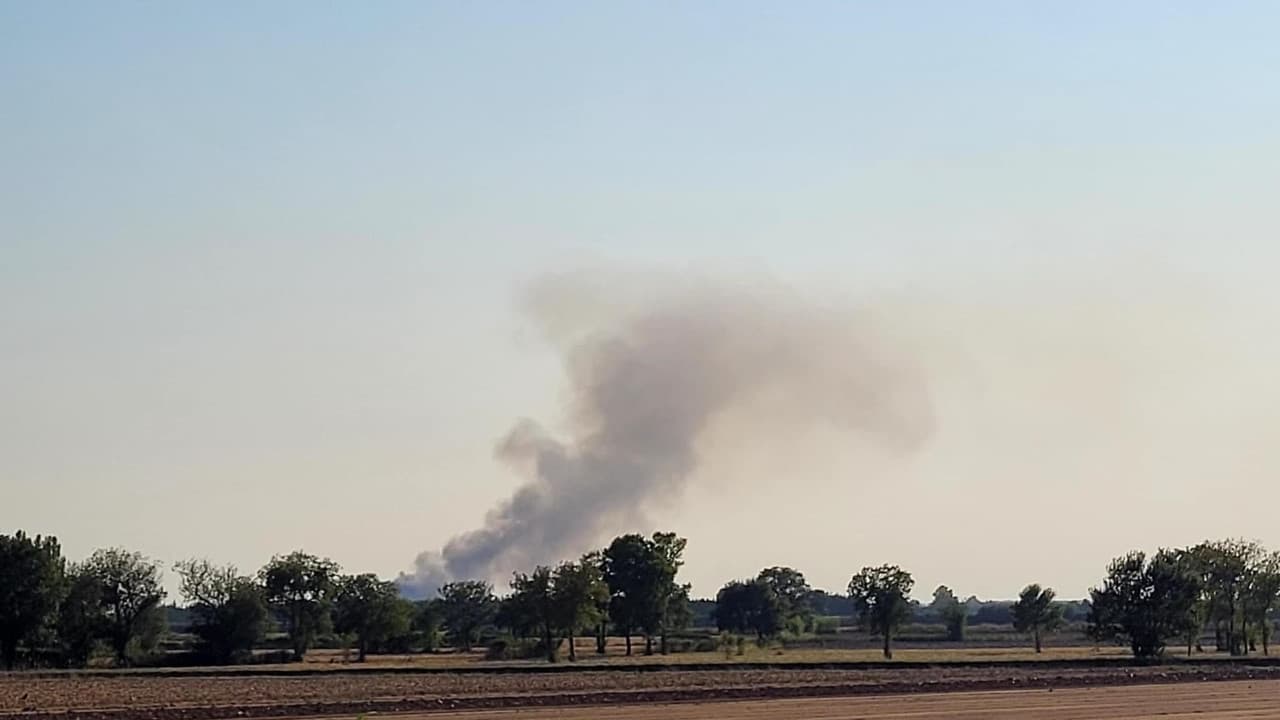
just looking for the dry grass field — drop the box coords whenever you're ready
[280,643,1137,670]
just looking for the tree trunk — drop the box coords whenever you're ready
[644,634,653,656]
[596,622,606,655]
[358,638,368,663]
[624,632,632,656]
[568,629,577,662]
[543,623,555,663]
[1,638,16,671]
[882,631,892,660]
[660,629,669,655]
[1228,599,1238,655]
[1034,629,1042,654]
[114,631,131,667]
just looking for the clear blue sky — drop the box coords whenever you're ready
[4,2,1279,599]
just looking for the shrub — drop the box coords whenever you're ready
[484,636,554,661]
[812,616,840,635]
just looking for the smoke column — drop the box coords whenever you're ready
[398,277,933,596]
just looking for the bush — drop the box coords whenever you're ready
[484,636,556,661]
[812,617,840,635]
[663,636,718,653]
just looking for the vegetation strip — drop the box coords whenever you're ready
[10,654,1280,681]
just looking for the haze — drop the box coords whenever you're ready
[3,2,1279,601]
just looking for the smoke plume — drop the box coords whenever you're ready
[398,276,933,596]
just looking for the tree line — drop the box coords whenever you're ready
[2,529,1277,668]
[1087,539,1280,659]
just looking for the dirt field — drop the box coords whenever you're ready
[6,664,1280,720]
[411,681,1280,719]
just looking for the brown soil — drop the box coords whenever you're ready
[4,663,1279,720]
[402,680,1280,719]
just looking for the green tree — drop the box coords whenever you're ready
[847,564,914,659]
[333,574,411,662]
[438,580,496,652]
[662,581,693,651]
[1189,539,1261,655]
[602,532,687,656]
[603,534,653,656]
[579,551,611,656]
[412,599,444,652]
[259,551,340,659]
[57,566,105,667]
[552,557,609,661]
[929,585,967,641]
[507,567,557,662]
[1010,584,1063,653]
[648,532,688,655]
[1244,551,1280,655]
[713,579,782,641]
[929,585,959,611]
[756,567,813,631]
[941,603,968,642]
[496,585,537,640]
[1088,549,1201,659]
[81,548,166,665]
[175,559,267,664]
[0,531,65,669]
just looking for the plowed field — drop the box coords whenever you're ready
[414,681,1280,719]
[5,664,1279,720]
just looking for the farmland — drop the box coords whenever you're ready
[409,681,1280,720]
[6,657,1280,720]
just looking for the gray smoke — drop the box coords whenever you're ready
[397,278,933,597]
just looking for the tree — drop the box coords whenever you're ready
[930,585,959,611]
[551,557,609,662]
[713,580,782,641]
[662,581,693,650]
[333,574,411,662]
[579,551,611,656]
[847,565,914,659]
[259,551,340,659]
[57,566,105,666]
[175,559,267,664]
[603,534,655,656]
[1188,539,1261,655]
[1172,547,1211,656]
[602,532,687,656]
[756,567,813,632]
[940,603,968,642]
[438,580,496,652]
[412,599,444,652]
[648,532,688,655]
[1088,549,1201,659]
[1244,551,1280,655]
[929,585,967,641]
[496,585,538,640]
[506,567,557,662]
[81,548,165,665]
[1010,584,1063,653]
[0,531,65,669]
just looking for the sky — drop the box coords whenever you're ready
[3,1,1280,602]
